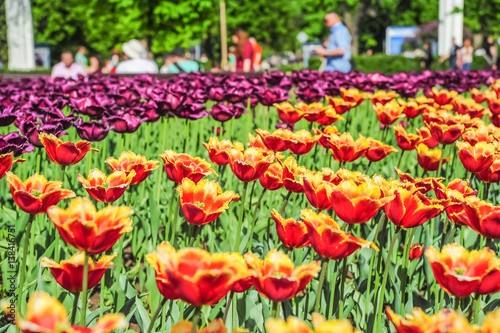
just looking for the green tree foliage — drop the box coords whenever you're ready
[463,0,500,34]
[0,1,8,64]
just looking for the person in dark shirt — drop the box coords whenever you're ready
[232,29,254,72]
[422,43,433,70]
[484,36,497,70]
[439,37,461,70]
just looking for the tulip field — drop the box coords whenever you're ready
[2,70,500,333]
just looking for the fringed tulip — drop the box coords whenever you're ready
[77,169,134,203]
[271,210,310,248]
[106,151,160,185]
[160,150,216,184]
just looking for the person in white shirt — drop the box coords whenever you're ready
[51,51,87,79]
[115,39,158,74]
[461,38,473,71]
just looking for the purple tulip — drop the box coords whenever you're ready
[75,118,112,142]
[0,132,35,156]
[210,102,247,122]
[276,121,294,132]
[255,86,290,106]
[174,103,208,120]
[19,120,67,147]
[106,113,143,133]
[0,105,20,127]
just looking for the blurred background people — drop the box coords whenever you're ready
[314,12,352,73]
[439,37,461,70]
[228,46,236,72]
[160,49,201,73]
[116,39,158,74]
[422,42,433,70]
[249,37,262,71]
[461,38,473,70]
[232,29,253,72]
[75,46,88,67]
[51,51,87,79]
[85,56,105,74]
[483,36,497,70]
[104,47,121,74]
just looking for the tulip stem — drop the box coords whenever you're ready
[222,291,234,324]
[471,293,481,323]
[460,226,465,247]
[147,298,167,333]
[338,256,349,318]
[454,296,460,311]
[278,191,293,216]
[375,227,401,330]
[80,251,90,326]
[71,292,80,325]
[235,182,249,252]
[314,259,329,313]
[400,227,416,314]
[364,161,372,175]
[396,150,404,169]
[60,165,66,186]
[17,214,34,317]
[271,301,280,319]
[170,197,181,248]
[435,144,445,178]
[247,189,267,251]
[191,306,201,333]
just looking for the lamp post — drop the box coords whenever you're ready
[220,0,228,71]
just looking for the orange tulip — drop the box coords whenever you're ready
[453,196,500,240]
[248,133,281,157]
[426,244,500,297]
[364,138,397,162]
[227,147,274,182]
[255,128,294,152]
[369,90,399,106]
[259,162,284,191]
[275,101,304,124]
[77,169,134,204]
[0,153,24,180]
[326,96,357,114]
[271,210,310,248]
[177,178,239,225]
[331,179,394,224]
[105,151,160,185]
[385,185,448,229]
[470,88,485,103]
[426,121,464,145]
[456,141,496,173]
[452,96,487,119]
[282,156,309,193]
[398,99,427,119]
[229,252,255,293]
[289,130,320,155]
[171,319,229,333]
[303,173,335,210]
[39,132,98,166]
[146,242,251,306]
[432,178,477,226]
[6,172,75,215]
[476,159,500,183]
[427,87,458,105]
[416,126,439,149]
[416,144,450,172]
[160,150,216,185]
[301,209,377,260]
[373,101,404,126]
[245,249,321,302]
[10,292,127,333]
[41,252,116,293]
[394,125,421,151]
[48,197,133,254]
[202,137,244,166]
[486,91,500,114]
[320,132,370,163]
[462,128,495,146]
[386,307,475,333]
[340,88,366,107]
[296,102,327,122]
[481,309,500,333]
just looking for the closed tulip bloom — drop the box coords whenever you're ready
[340,88,366,107]
[476,159,500,183]
[202,137,244,166]
[456,141,496,173]
[275,102,304,124]
[416,126,440,149]
[282,156,309,193]
[326,96,357,114]
[0,153,24,179]
[106,151,160,185]
[41,252,116,293]
[12,292,127,333]
[364,138,397,162]
[369,90,399,106]
[426,244,500,297]
[296,102,327,122]
[394,125,421,151]
[303,173,335,210]
[48,197,133,254]
[416,144,450,172]
[427,87,458,105]
[453,196,500,240]
[244,250,321,302]
[432,178,477,226]
[373,101,404,126]
[408,243,424,261]
[289,130,320,155]
[255,128,294,152]
[227,147,274,182]
[6,172,75,215]
[271,210,310,249]
[146,242,251,306]
[331,179,394,224]
[177,178,239,225]
[320,132,370,163]
[426,122,464,145]
[77,169,134,204]
[301,209,378,260]
[386,307,475,333]
[39,133,98,166]
[385,185,448,229]
[259,162,284,191]
[171,319,228,333]
[160,150,216,185]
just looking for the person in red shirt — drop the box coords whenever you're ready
[249,37,262,71]
[232,29,254,72]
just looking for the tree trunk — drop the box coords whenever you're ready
[341,0,369,56]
